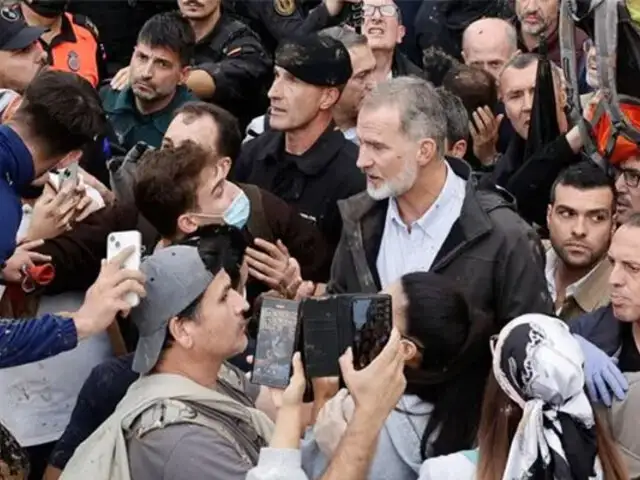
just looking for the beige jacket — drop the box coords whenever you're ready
[60,372,274,480]
[602,373,640,479]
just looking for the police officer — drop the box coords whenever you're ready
[223,0,361,53]
[111,0,273,130]
[68,0,174,79]
[18,0,106,87]
[232,33,365,251]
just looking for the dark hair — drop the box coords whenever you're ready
[399,272,490,459]
[443,64,498,114]
[549,160,616,207]
[503,52,540,71]
[436,87,469,144]
[12,70,106,158]
[319,26,368,49]
[162,225,247,349]
[134,141,217,238]
[137,11,195,66]
[174,102,242,161]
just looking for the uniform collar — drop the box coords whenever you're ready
[263,124,349,176]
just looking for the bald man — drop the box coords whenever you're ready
[462,18,518,80]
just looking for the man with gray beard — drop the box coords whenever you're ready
[325,76,553,330]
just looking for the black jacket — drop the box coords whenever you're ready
[232,126,365,251]
[223,0,341,53]
[327,157,553,330]
[491,134,582,228]
[193,14,273,130]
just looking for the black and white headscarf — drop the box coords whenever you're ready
[492,314,604,480]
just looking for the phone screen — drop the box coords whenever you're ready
[351,295,392,370]
[251,298,300,388]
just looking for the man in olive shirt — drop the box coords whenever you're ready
[101,12,196,151]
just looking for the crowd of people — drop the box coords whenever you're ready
[0,0,639,478]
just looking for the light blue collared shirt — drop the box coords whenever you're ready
[376,162,466,288]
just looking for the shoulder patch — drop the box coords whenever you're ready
[274,0,296,16]
[71,13,100,39]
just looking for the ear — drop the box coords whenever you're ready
[546,203,553,227]
[319,87,341,111]
[177,213,199,237]
[400,339,418,362]
[396,24,406,44]
[179,66,190,85]
[461,50,467,63]
[217,157,232,179]
[416,138,438,167]
[55,149,83,170]
[168,316,195,349]
[450,139,468,159]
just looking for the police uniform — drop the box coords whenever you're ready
[232,34,365,251]
[68,0,174,78]
[192,13,273,130]
[15,5,106,87]
[100,85,196,151]
[45,12,106,87]
[223,0,347,53]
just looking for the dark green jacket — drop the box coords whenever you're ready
[101,85,196,151]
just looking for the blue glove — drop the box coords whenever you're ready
[574,335,628,407]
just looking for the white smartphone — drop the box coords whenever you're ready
[106,230,142,308]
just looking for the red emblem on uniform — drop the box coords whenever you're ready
[67,50,80,72]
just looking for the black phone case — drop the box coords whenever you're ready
[251,297,301,388]
[300,296,341,378]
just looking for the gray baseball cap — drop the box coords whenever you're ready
[131,245,214,374]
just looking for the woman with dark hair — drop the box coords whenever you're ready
[420,314,629,480]
[300,271,491,479]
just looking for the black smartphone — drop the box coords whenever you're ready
[251,297,300,388]
[349,294,393,370]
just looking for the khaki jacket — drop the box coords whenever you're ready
[543,241,612,322]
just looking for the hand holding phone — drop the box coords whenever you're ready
[106,231,142,307]
[251,297,301,388]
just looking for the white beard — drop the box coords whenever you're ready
[366,159,418,200]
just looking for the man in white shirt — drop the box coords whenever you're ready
[545,161,615,321]
[326,76,552,329]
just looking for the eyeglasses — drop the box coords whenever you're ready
[362,4,399,18]
[614,167,640,189]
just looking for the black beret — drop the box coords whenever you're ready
[275,33,353,87]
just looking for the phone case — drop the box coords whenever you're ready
[300,296,344,378]
[350,294,392,370]
[106,231,142,308]
[251,297,301,388]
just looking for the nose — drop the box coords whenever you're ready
[371,7,383,20]
[356,148,371,170]
[571,217,587,237]
[615,173,628,194]
[268,78,281,100]
[523,91,535,112]
[609,263,624,287]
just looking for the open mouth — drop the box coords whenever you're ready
[367,27,385,35]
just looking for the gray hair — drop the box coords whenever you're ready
[435,87,469,144]
[361,76,447,154]
[319,26,368,50]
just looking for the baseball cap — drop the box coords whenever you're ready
[131,245,215,374]
[0,7,46,51]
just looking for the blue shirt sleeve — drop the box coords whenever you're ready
[0,314,78,368]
